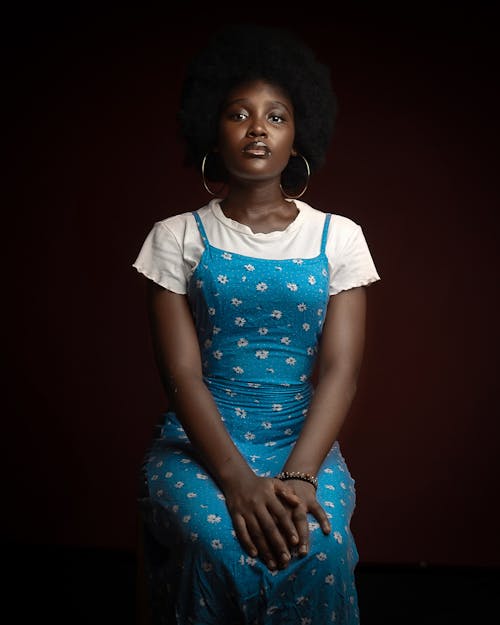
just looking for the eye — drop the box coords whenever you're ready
[227,111,248,121]
[268,113,285,124]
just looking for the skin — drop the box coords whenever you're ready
[147,79,367,571]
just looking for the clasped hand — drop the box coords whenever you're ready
[223,474,331,571]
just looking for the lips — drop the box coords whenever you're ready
[242,141,271,157]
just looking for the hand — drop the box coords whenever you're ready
[222,473,302,571]
[276,479,331,557]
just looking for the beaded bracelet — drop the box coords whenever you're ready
[275,471,318,490]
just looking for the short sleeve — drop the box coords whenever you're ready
[328,221,380,295]
[132,221,189,294]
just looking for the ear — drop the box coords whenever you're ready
[291,147,298,157]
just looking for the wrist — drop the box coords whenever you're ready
[275,470,318,491]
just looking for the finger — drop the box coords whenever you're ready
[274,480,301,506]
[309,500,331,535]
[291,504,310,556]
[232,513,258,558]
[251,510,292,570]
[268,500,300,548]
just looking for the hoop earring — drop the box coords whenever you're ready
[280,154,310,199]
[201,153,226,197]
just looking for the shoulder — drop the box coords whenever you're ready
[296,201,362,242]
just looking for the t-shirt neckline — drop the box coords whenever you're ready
[210,198,306,238]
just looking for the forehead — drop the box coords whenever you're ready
[223,79,293,109]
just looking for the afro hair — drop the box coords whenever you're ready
[178,23,337,189]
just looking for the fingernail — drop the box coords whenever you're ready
[291,534,299,544]
[281,551,290,563]
[299,544,308,555]
[268,560,277,569]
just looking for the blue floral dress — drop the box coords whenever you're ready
[139,210,360,624]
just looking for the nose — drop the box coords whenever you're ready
[247,119,267,138]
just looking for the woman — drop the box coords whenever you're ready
[133,23,380,625]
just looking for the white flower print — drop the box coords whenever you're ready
[208,307,216,316]
[221,252,232,260]
[172,505,179,513]
[237,338,248,347]
[316,552,327,561]
[307,347,315,356]
[261,421,272,429]
[272,404,283,411]
[155,461,163,468]
[284,428,293,435]
[271,310,282,319]
[324,468,334,474]
[266,367,275,374]
[180,458,191,464]
[308,275,316,285]
[317,308,323,316]
[255,350,269,359]
[333,531,343,544]
[211,539,223,550]
[207,514,221,524]
[225,388,237,397]
[256,282,268,291]
[340,481,346,489]
[231,298,242,306]
[258,327,269,335]
[275,265,283,271]
[235,317,246,326]
[322,268,328,276]
[213,350,223,360]
[324,501,335,508]
[212,326,221,334]
[286,357,296,366]
[190,532,198,542]
[244,432,256,440]
[340,499,346,506]
[296,596,307,605]
[174,481,184,488]
[293,258,304,264]
[217,274,228,284]
[155,489,164,497]
[186,492,197,498]
[247,382,261,388]
[233,366,244,374]
[280,336,291,345]
[301,618,312,625]
[196,473,208,480]
[217,493,226,501]
[302,322,310,331]
[235,407,247,418]
[325,574,335,585]
[196,279,203,288]
[267,606,279,615]
[204,338,212,348]
[265,441,276,447]
[182,515,191,523]
[245,556,257,566]
[201,562,213,572]
[297,303,307,312]
[325,484,335,491]
[287,282,298,291]
[164,472,173,478]
[308,521,320,531]
[295,393,303,400]
[300,374,308,382]
[244,264,255,271]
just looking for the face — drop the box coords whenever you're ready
[217,79,296,184]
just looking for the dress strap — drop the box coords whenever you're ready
[320,213,332,254]
[192,211,210,247]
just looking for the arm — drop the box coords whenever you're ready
[146,280,300,568]
[279,286,367,550]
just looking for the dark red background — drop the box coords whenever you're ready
[5,7,499,566]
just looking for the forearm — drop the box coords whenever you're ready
[165,371,254,489]
[282,369,358,476]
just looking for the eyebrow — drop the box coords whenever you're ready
[224,98,293,114]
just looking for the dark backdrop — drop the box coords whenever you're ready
[4,6,499,567]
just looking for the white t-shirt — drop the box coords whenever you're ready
[133,198,380,296]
